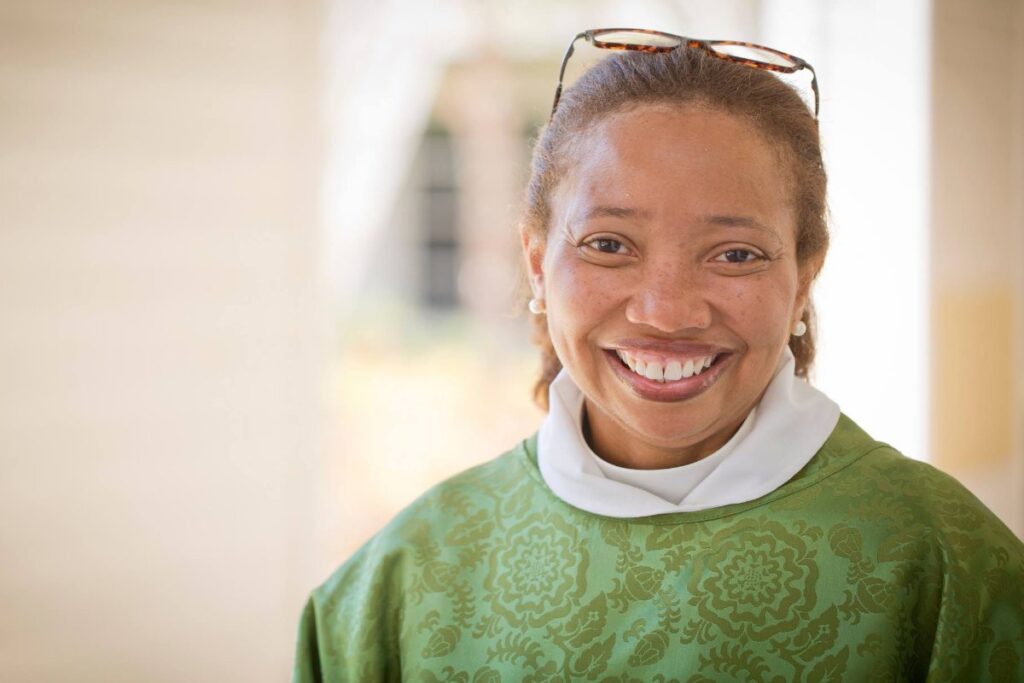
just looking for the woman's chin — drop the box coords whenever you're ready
[629,420,718,453]
[591,400,711,447]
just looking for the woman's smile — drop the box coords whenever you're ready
[614,349,717,383]
[599,336,738,402]
[602,346,736,403]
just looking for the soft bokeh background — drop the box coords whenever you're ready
[1,0,1022,680]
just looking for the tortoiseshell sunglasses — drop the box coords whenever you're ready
[551,28,820,120]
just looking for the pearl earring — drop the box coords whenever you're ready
[528,298,546,315]
[792,320,807,337]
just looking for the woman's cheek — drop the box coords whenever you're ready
[715,280,792,341]
[554,259,615,317]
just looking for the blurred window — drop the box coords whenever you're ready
[417,128,460,310]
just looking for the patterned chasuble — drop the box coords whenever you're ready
[293,414,1024,682]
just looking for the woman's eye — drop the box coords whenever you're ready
[715,249,763,264]
[585,238,628,255]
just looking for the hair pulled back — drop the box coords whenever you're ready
[520,47,828,410]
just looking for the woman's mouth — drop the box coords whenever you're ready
[614,349,718,382]
[602,348,732,402]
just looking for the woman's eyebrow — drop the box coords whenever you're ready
[701,214,776,234]
[701,214,784,244]
[583,205,651,221]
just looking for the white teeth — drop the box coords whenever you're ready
[645,361,663,381]
[614,350,720,384]
[664,360,682,381]
[691,355,714,375]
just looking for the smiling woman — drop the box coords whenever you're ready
[293,36,1024,682]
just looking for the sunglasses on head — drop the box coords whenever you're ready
[550,28,820,121]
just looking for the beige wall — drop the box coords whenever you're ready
[930,0,1024,536]
[0,1,325,680]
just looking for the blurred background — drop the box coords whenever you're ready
[1,0,1021,680]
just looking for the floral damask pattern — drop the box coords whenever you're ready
[484,508,589,629]
[295,415,1024,682]
[687,517,819,642]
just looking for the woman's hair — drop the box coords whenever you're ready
[519,46,829,411]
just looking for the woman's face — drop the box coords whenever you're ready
[524,104,814,469]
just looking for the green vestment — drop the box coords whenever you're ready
[293,414,1024,682]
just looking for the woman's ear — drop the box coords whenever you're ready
[521,229,546,299]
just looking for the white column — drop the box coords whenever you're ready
[761,0,933,462]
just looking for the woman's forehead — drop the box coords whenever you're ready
[556,105,795,239]
[578,104,782,182]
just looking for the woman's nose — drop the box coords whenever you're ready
[624,266,713,333]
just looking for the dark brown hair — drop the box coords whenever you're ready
[519,47,829,411]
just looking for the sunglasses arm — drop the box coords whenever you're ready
[808,65,820,119]
[550,32,588,119]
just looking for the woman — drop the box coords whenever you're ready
[294,30,1024,682]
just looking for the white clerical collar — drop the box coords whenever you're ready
[537,346,840,518]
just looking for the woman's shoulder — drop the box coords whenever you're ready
[296,438,540,677]
[313,436,537,596]
[825,423,1024,679]
[826,414,1024,557]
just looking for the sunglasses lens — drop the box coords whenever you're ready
[707,43,797,67]
[592,30,681,49]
